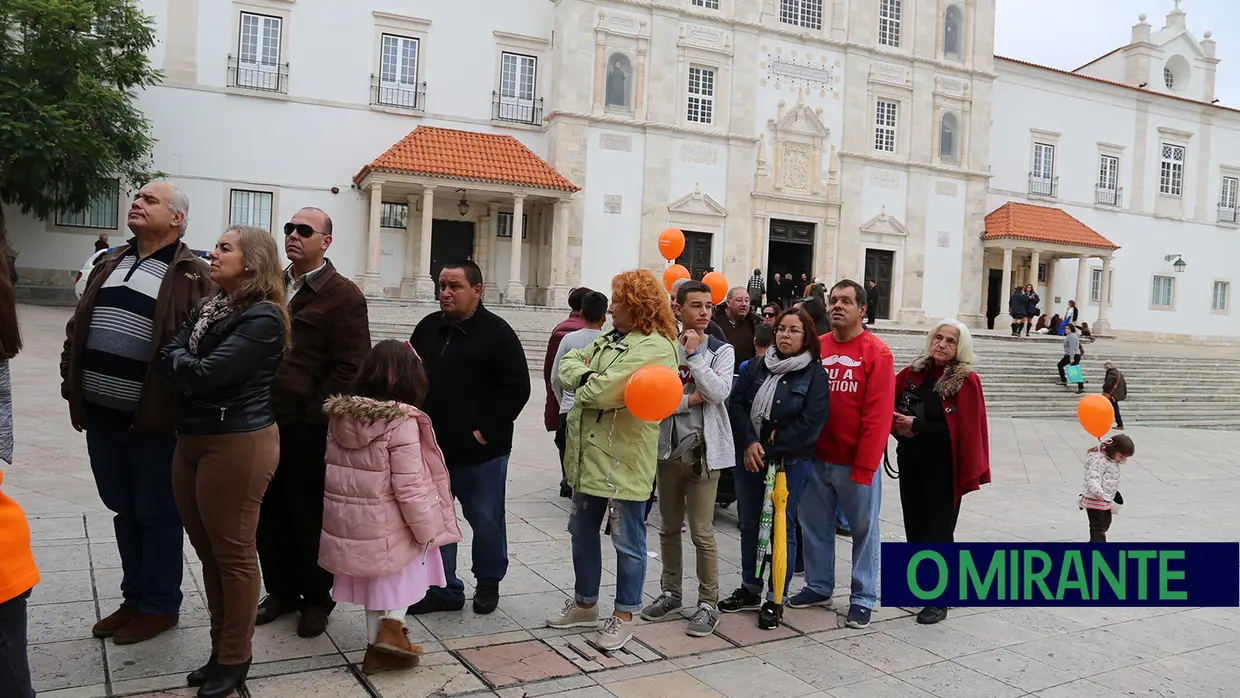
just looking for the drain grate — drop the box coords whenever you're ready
[543,633,661,672]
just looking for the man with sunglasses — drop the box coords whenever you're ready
[256,208,371,638]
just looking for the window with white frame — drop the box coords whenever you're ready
[943,4,963,58]
[380,202,408,229]
[878,0,902,47]
[1032,143,1055,181]
[1159,143,1185,196]
[237,12,282,90]
[875,99,897,152]
[1098,155,1118,192]
[1090,269,1103,304]
[496,212,528,239]
[692,0,720,8]
[499,52,538,121]
[779,0,823,30]
[686,65,715,125]
[55,180,120,229]
[1213,280,1230,312]
[377,34,420,108]
[1220,175,1238,222]
[1151,275,1174,309]
[229,189,273,232]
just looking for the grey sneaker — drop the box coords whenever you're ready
[546,599,600,629]
[593,615,635,651]
[639,593,682,621]
[685,603,720,637]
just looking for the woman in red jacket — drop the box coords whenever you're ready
[891,319,990,626]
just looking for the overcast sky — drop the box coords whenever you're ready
[995,0,1239,107]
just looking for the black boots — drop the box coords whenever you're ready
[197,660,250,698]
[186,654,217,687]
[473,583,500,615]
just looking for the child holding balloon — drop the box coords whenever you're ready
[1079,434,1135,542]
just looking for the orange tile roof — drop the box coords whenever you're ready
[354,126,580,192]
[997,56,1238,114]
[984,202,1120,251]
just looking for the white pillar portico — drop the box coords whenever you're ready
[996,247,1014,327]
[1028,250,1041,288]
[1075,255,1089,309]
[399,193,419,299]
[1095,256,1113,332]
[415,187,436,300]
[363,182,384,298]
[504,195,526,305]
[548,198,571,308]
[483,202,501,304]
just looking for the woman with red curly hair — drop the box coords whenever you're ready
[548,269,679,651]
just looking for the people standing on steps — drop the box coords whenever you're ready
[713,287,762,374]
[1057,324,1084,394]
[722,307,829,630]
[865,280,879,327]
[550,291,609,498]
[1023,285,1041,337]
[256,207,372,639]
[795,274,809,300]
[61,182,215,645]
[892,320,991,626]
[408,260,531,617]
[1008,286,1030,337]
[162,226,290,697]
[1064,299,1080,325]
[641,281,735,638]
[0,227,37,697]
[318,340,462,676]
[747,268,765,308]
[544,287,592,498]
[1102,360,1127,430]
[547,269,678,652]
[780,273,796,310]
[790,280,894,630]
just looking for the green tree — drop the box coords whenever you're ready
[0,0,161,226]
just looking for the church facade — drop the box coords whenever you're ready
[4,0,1235,342]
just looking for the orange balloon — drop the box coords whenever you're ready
[658,228,686,261]
[624,365,683,422]
[663,264,690,292]
[1077,394,1113,439]
[702,271,728,305]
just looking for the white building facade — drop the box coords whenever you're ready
[4,0,1236,342]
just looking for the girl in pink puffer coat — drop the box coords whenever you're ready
[318,340,461,675]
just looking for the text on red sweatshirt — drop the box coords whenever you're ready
[815,331,896,485]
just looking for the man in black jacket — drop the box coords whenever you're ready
[407,260,531,616]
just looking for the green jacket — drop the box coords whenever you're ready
[558,329,679,502]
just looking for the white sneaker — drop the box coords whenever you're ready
[593,615,635,651]
[546,599,600,629]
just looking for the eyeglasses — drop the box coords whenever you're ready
[762,312,776,318]
[775,327,804,335]
[283,222,319,238]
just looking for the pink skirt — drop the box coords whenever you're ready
[332,547,447,611]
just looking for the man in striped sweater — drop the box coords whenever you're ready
[61,182,215,644]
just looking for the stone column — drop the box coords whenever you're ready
[414,188,436,300]
[362,183,384,298]
[504,195,526,305]
[400,193,419,299]
[634,40,648,120]
[1028,250,1040,288]
[549,199,570,307]
[1095,256,1113,332]
[592,35,606,113]
[483,203,501,303]
[995,247,1013,327]
[1074,255,1089,307]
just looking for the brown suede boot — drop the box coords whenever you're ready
[362,645,419,675]
[92,604,139,638]
[112,613,179,645]
[373,618,422,658]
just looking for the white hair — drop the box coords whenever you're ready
[153,181,190,235]
[925,318,975,363]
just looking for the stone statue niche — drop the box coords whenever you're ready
[759,92,831,197]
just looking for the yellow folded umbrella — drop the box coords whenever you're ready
[771,470,789,607]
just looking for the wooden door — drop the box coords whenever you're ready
[675,231,713,280]
[863,249,895,320]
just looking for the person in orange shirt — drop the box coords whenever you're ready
[0,227,37,698]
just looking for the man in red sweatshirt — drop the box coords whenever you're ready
[788,279,894,629]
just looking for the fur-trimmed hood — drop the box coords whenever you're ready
[908,356,974,398]
[324,395,418,450]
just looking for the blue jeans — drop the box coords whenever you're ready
[568,493,647,614]
[800,461,882,610]
[734,458,812,600]
[85,409,183,615]
[0,590,33,698]
[432,455,510,603]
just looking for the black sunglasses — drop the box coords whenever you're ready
[762,311,776,317]
[283,222,320,238]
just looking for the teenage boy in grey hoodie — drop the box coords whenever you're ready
[641,281,735,638]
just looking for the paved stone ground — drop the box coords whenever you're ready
[8,304,1240,698]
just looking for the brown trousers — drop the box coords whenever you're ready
[656,452,721,606]
[173,426,279,665]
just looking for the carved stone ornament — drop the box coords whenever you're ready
[604,194,622,214]
[935,76,966,95]
[679,23,729,51]
[935,181,960,197]
[599,133,633,152]
[869,170,900,189]
[937,230,952,248]
[764,50,839,96]
[680,143,718,165]
[668,183,728,217]
[781,142,811,189]
[871,62,908,85]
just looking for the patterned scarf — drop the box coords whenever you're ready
[188,294,235,356]
[749,349,813,436]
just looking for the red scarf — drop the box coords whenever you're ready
[895,360,991,504]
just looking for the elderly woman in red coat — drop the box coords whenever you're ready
[891,319,991,626]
